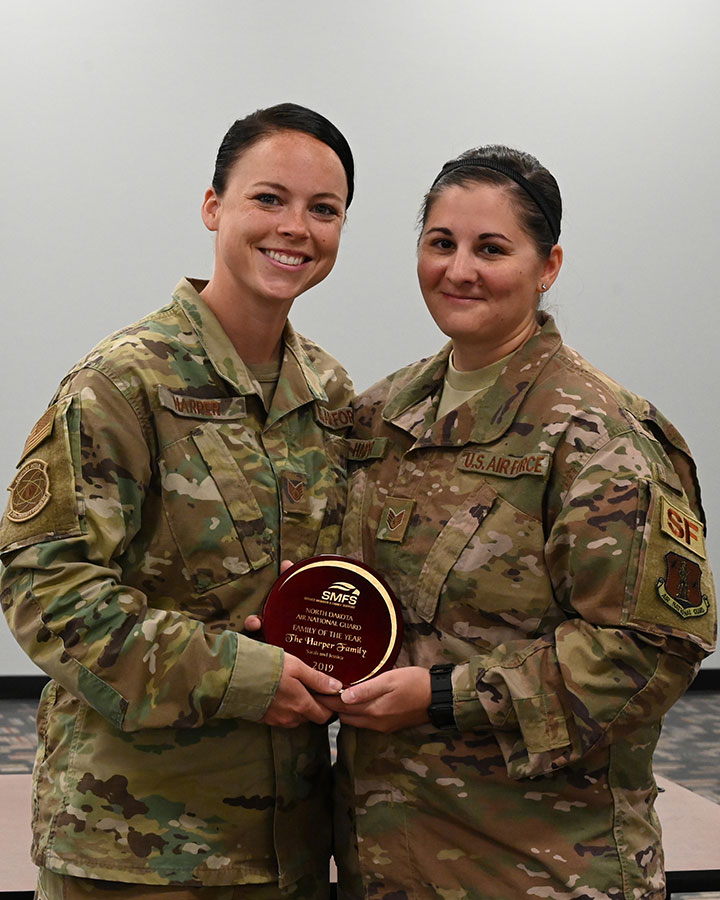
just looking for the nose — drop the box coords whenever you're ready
[445,248,478,285]
[277,203,309,239]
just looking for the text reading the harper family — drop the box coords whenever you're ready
[284,601,366,672]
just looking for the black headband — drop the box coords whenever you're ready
[430,157,560,244]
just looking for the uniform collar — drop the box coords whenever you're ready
[173,278,328,417]
[382,313,563,446]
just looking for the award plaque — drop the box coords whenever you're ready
[262,555,403,686]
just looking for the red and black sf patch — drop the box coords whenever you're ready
[656,551,710,618]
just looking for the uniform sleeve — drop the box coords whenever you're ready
[0,369,283,731]
[452,433,716,778]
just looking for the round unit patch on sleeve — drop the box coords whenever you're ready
[7,458,52,522]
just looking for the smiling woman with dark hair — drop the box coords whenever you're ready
[0,103,355,900]
[322,144,716,900]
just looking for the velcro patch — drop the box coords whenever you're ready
[7,459,51,522]
[316,405,354,430]
[21,406,56,461]
[158,386,246,420]
[347,438,388,461]
[659,496,706,559]
[377,498,415,542]
[656,551,710,618]
[458,450,550,479]
[281,471,311,515]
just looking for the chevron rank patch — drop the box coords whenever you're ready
[377,497,415,543]
[281,471,311,515]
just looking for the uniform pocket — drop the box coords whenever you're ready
[160,422,273,593]
[411,482,557,644]
[340,464,369,558]
[192,426,274,569]
[314,433,349,555]
[412,481,497,622]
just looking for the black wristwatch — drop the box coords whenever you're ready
[427,663,456,729]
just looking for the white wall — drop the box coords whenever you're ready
[2,0,719,674]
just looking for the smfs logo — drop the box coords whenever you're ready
[321,581,360,606]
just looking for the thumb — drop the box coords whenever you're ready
[340,678,383,705]
[244,614,263,633]
[296,660,342,695]
[280,559,293,574]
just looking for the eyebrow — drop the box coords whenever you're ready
[425,227,511,241]
[252,181,344,203]
[478,232,510,241]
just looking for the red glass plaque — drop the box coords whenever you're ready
[263,555,403,686]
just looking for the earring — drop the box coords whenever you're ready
[540,283,548,292]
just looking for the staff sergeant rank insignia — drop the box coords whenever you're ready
[377,498,415,542]
[281,471,311,515]
[7,459,52,522]
[656,551,710,618]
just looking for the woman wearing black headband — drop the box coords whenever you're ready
[323,145,715,899]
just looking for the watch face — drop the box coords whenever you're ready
[263,555,403,686]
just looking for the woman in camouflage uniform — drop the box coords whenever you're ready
[0,104,356,899]
[322,146,716,900]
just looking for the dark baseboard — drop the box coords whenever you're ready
[0,668,718,702]
[0,675,50,700]
[691,668,720,691]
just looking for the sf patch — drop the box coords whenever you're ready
[659,496,706,559]
[656,551,710,618]
[7,459,51,522]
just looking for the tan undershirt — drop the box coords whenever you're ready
[246,359,282,410]
[436,349,515,420]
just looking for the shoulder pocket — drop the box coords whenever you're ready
[631,406,705,524]
[0,396,83,554]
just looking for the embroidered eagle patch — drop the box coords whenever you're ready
[656,551,710,618]
[7,459,51,522]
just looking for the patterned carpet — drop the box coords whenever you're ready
[1,691,718,898]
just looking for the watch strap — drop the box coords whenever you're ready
[428,663,456,729]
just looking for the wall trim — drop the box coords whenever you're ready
[1,669,719,700]
[692,668,720,691]
[0,675,50,699]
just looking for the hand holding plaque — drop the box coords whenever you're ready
[262,555,403,687]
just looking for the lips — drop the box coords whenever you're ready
[441,292,486,302]
[261,248,310,267]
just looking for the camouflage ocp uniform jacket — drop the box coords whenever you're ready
[335,313,716,900]
[0,278,353,888]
